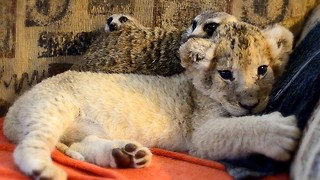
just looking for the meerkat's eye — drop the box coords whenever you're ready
[192,20,197,31]
[218,70,233,81]
[107,17,113,25]
[257,65,268,76]
[119,16,128,23]
[203,22,219,36]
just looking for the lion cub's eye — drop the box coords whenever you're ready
[257,65,268,76]
[119,16,128,23]
[218,70,233,81]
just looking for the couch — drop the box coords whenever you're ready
[0,0,320,179]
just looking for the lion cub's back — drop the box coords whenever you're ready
[5,71,193,147]
[71,71,194,126]
[69,71,193,149]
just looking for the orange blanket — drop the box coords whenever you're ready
[0,117,288,180]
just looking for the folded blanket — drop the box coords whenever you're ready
[0,117,226,180]
[0,117,288,180]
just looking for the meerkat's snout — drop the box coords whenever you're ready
[108,23,117,31]
[107,16,118,31]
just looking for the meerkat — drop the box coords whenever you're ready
[71,24,186,76]
[104,14,147,33]
[71,11,238,76]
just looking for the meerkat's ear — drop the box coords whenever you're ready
[179,38,216,70]
[262,24,294,76]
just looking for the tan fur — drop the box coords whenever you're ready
[71,25,185,76]
[4,22,299,180]
[71,12,238,76]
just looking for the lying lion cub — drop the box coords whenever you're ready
[4,21,299,180]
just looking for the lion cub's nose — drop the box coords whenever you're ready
[239,101,259,111]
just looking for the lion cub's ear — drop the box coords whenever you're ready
[179,38,216,70]
[262,24,294,76]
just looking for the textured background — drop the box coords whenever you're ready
[0,0,319,116]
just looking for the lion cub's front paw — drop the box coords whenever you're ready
[111,142,152,168]
[259,112,301,161]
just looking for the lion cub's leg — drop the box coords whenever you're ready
[190,112,300,161]
[13,125,67,180]
[6,94,81,180]
[68,135,152,168]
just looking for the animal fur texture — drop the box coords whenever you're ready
[71,11,238,76]
[3,21,299,180]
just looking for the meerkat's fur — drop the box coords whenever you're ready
[71,24,186,76]
[4,21,299,180]
[71,12,238,76]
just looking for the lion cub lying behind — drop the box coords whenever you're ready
[4,21,299,180]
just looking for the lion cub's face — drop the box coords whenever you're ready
[180,22,293,116]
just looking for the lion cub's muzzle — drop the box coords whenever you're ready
[236,90,262,113]
[238,101,259,111]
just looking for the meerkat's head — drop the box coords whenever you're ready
[105,14,145,33]
[180,22,293,116]
[186,11,238,39]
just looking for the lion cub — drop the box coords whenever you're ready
[4,21,298,180]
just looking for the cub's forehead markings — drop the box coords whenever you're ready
[211,22,272,67]
[238,36,250,50]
